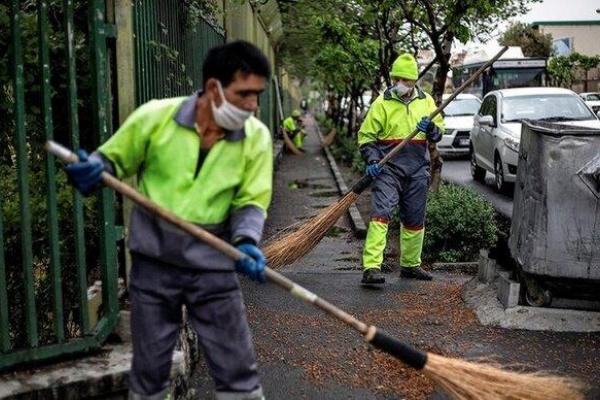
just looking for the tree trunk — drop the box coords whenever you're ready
[429,35,453,193]
[346,97,355,135]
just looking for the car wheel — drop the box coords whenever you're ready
[470,149,486,182]
[494,155,512,194]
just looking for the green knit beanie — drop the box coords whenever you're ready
[390,53,418,80]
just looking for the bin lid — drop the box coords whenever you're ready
[522,120,600,137]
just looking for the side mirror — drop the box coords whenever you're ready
[479,115,494,127]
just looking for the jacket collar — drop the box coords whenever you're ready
[383,85,426,103]
[173,90,246,141]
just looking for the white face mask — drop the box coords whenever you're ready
[211,80,252,131]
[391,81,413,97]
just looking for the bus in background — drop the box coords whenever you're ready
[452,46,548,99]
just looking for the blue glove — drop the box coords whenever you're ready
[417,116,434,135]
[235,243,266,283]
[366,162,382,178]
[64,149,104,196]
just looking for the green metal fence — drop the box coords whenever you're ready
[133,0,225,105]
[133,0,278,134]
[1,0,281,372]
[1,0,119,370]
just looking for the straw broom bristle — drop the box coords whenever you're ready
[321,128,337,147]
[424,353,586,400]
[264,191,359,269]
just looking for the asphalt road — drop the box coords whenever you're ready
[441,158,514,218]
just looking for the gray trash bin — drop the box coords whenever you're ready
[509,120,600,304]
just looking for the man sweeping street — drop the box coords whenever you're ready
[358,53,444,285]
[282,109,306,151]
[64,41,272,400]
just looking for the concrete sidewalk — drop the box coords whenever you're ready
[189,115,600,400]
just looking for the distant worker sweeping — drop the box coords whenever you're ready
[282,109,306,151]
[64,41,272,400]
[358,53,444,285]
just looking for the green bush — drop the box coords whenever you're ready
[423,183,498,262]
[328,127,366,174]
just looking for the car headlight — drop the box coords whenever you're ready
[504,137,520,153]
[444,129,455,135]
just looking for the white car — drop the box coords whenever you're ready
[579,92,600,114]
[470,87,600,193]
[438,94,481,157]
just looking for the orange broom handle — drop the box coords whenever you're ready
[351,46,509,194]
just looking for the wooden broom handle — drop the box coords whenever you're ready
[45,141,370,336]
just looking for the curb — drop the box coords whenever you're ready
[314,122,368,238]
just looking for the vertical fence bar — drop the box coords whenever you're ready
[133,0,142,104]
[38,0,65,344]
[142,0,151,101]
[88,0,119,329]
[151,0,159,99]
[0,197,9,352]
[11,0,38,348]
[64,0,89,335]
[147,0,154,99]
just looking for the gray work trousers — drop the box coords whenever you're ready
[128,252,263,400]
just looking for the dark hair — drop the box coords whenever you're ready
[202,40,271,87]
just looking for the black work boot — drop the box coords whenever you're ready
[400,266,433,281]
[361,268,385,285]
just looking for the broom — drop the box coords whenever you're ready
[264,47,509,269]
[46,140,585,400]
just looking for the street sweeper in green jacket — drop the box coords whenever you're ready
[358,53,444,285]
[64,41,272,400]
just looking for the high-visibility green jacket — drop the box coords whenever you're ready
[282,116,305,148]
[97,91,273,271]
[282,116,300,134]
[358,86,444,178]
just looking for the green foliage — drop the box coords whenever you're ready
[280,0,543,133]
[424,183,498,262]
[182,0,223,32]
[328,127,365,174]
[499,22,553,57]
[548,52,600,87]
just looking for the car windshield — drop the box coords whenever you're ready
[443,99,481,116]
[501,94,596,123]
[585,93,600,101]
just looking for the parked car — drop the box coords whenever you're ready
[579,92,600,114]
[438,93,481,157]
[470,87,600,193]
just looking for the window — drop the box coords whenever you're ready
[444,99,482,117]
[501,94,596,123]
[479,95,497,125]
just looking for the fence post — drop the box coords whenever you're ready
[113,0,137,283]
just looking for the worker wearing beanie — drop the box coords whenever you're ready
[282,109,306,150]
[358,53,444,285]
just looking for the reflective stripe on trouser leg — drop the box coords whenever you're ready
[363,220,389,270]
[400,225,424,267]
